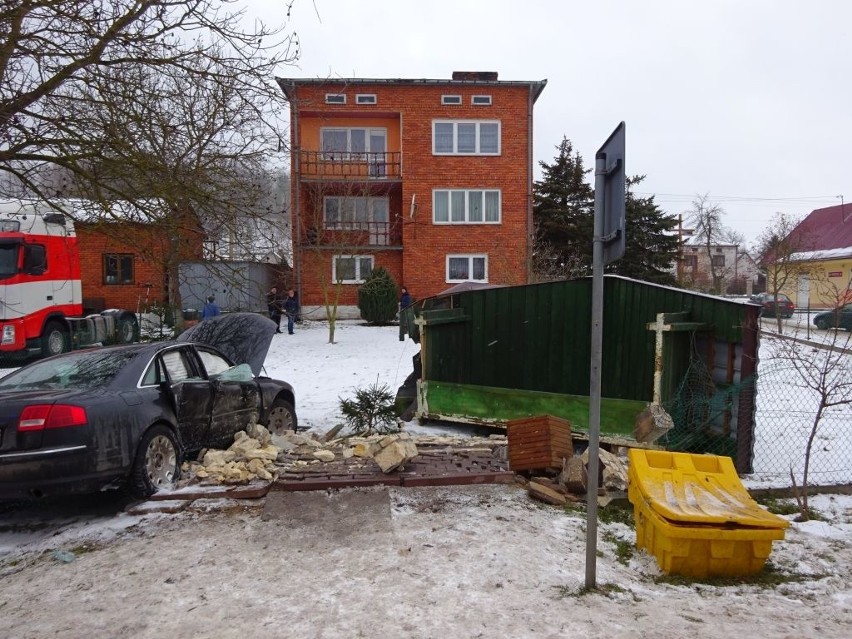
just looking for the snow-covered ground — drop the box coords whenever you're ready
[0,320,850,638]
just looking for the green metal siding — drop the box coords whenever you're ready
[420,276,756,403]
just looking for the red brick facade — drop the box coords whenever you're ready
[76,221,202,312]
[279,74,546,308]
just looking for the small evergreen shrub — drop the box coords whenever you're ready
[358,266,399,325]
[339,380,399,435]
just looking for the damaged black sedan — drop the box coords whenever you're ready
[0,313,296,500]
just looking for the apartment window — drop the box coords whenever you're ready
[433,120,500,155]
[441,95,462,105]
[321,127,387,158]
[333,255,374,284]
[324,196,389,230]
[325,94,346,104]
[471,95,492,105]
[356,94,377,104]
[433,189,500,223]
[103,253,133,284]
[684,255,698,270]
[711,254,726,267]
[446,254,488,282]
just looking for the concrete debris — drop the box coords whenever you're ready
[528,481,568,506]
[312,450,337,462]
[580,448,629,493]
[634,403,674,444]
[372,432,419,473]
[559,456,587,494]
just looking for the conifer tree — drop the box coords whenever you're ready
[533,138,679,284]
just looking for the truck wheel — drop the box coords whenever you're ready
[117,315,139,344]
[41,321,69,357]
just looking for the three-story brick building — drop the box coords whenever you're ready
[277,72,546,317]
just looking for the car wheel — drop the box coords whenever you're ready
[130,425,181,498]
[816,318,830,330]
[41,321,69,357]
[264,398,298,435]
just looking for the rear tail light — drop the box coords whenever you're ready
[18,404,88,432]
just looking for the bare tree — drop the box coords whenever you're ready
[299,180,400,344]
[1,1,298,198]
[754,212,810,334]
[1,1,299,320]
[686,194,740,294]
[768,323,852,520]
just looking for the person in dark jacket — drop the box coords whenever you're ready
[399,286,413,310]
[267,286,283,333]
[283,288,299,335]
[201,295,221,320]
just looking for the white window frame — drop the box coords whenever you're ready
[320,127,387,158]
[432,120,501,155]
[333,255,374,284]
[441,95,462,105]
[325,94,346,104]
[446,254,488,283]
[356,94,377,104]
[471,95,492,105]
[432,189,501,224]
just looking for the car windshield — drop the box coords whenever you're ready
[0,242,19,280]
[0,349,138,390]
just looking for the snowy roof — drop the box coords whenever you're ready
[786,203,852,253]
[789,246,852,261]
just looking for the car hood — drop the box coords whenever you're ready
[176,312,276,376]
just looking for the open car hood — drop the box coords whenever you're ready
[177,313,275,376]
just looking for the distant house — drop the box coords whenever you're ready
[679,239,739,294]
[277,71,547,319]
[770,203,852,309]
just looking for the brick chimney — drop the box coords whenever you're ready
[452,71,498,81]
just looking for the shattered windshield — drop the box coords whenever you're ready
[0,349,139,390]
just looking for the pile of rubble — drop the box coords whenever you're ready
[182,425,509,487]
[524,448,629,506]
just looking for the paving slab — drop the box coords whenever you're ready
[261,488,393,541]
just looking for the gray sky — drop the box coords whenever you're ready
[254,0,852,248]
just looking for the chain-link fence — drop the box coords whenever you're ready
[747,327,852,488]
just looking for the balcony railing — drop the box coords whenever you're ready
[297,151,401,180]
[304,221,401,247]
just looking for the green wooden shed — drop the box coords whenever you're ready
[398,275,761,473]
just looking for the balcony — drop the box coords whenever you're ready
[303,221,402,248]
[297,151,401,181]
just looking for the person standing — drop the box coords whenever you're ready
[267,286,283,333]
[399,286,413,310]
[201,295,221,320]
[283,288,299,335]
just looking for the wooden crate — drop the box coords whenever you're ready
[507,415,572,472]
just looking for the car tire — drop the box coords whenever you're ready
[41,321,69,357]
[264,398,298,435]
[130,425,181,499]
[117,315,139,344]
[816,318,830,330]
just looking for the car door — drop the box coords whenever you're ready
[160,347,214,451]
[195,347,260,448]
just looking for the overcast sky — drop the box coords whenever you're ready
[253,0,852,248]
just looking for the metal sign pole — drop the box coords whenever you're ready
[585,151,607,589]
[585,122,625,590]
